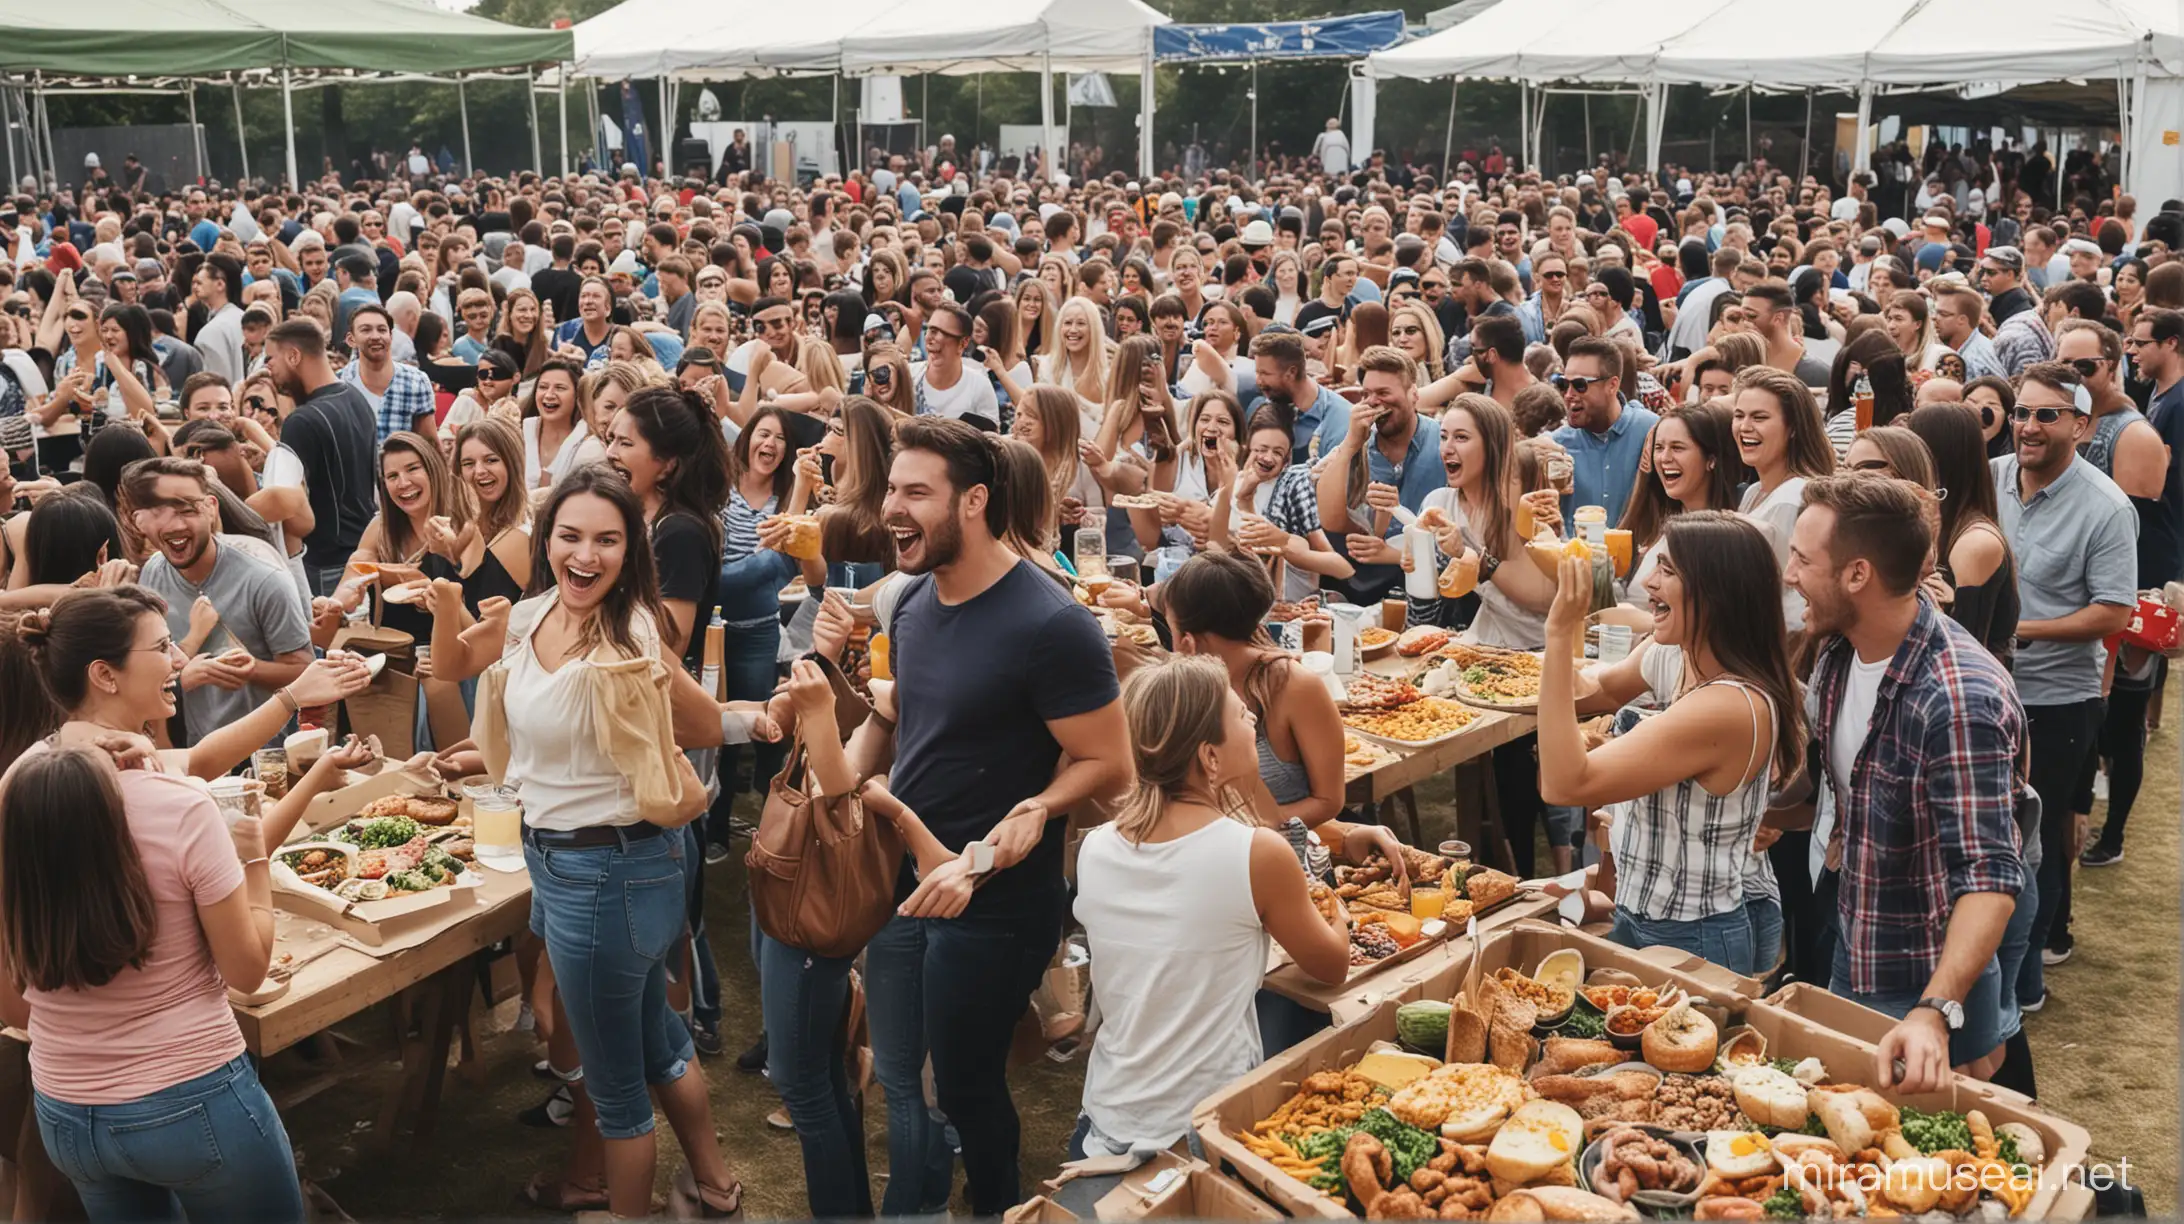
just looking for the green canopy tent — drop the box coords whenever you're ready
[0,0,571,185]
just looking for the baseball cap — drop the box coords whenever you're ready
[1979,245,2024,273]
[1240,219,1274,248]
[135,258,164,280]
[1880,218,1910,240]
[1299,314,1339,339]
[2062,238,2103,258]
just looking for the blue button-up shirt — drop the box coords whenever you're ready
[337,360,437,445]
[1368,413,1446,529]
[1551,401,1659,528]
[1275,383,1353,465]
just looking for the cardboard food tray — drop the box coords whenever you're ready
[1203,928,2092,1222]
[271,841,482,948]
[1004,1151,1284,1223]
[284,759,453,844]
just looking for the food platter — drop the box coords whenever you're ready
[1343,696,1482,748]
[1431,644,1599,714]
[1212,940,2058,1223]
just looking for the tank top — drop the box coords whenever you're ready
[2078,405,2145,478]
[1074,817,1269,1152]
[464,531,526,612]
[1610,670,1778,922]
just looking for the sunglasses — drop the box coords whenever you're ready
[2065,357,2105,377]
[1540,270,1568,280]
[480,368,515,381]
[66,310,94,322]
[2011,405,2080,424]
[245,395,270,411]
[755,316,793,332]
[1550,374,1602,394]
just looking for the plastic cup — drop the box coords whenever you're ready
[1380,597,1408,633]
[1410,887,1447,920]
[1604,528,1634,578]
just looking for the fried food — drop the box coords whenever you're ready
[1386,1063,1531,1133]
[1343,674,1425,712]
[358,793,460,826]
[1463,868,1520,908]
[1254,1071,1389,1138]
[1347,697,1479,744]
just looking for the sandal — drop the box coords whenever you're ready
[522,1172,610,1213]
[670,1167,744,1220]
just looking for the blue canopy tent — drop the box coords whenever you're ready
[1149,12,1406,175]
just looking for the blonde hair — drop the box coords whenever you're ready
[1389,300,1447,381]
[1015,386,1083,550]
[798,337,846,395]
[1112,656,1252,845]
[1041,296,1112,402]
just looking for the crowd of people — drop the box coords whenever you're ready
[0,131,2177,1220]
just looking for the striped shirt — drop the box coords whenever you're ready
[720,487,777,564]
[1610,673,1777,923]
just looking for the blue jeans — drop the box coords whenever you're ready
[682,823,722,1028]
[1608,906,1759,977]
[1831,946,2006,1068]
[1745,897,1783,978]
[864,912,956,1216]
[758,932,873,1218]
[1995,872,2039,1032]
[713,615,784,819]
[523,826,696,1139]
[1255,989,1332,1056]
[33,1054,305,1224]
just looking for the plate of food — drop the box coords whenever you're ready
[355,792,461,826]
[1344,696,1480,746]
[1358,626,1398,658]
[1338,672,1422,714]
[1433,644,1599,712]
[1342,733,1398,778]
[1396,625,1452,657]
[1107,492,1164,511]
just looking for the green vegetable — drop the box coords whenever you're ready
[1556,1007,1607,1039]
[339,815,422,849]
[1768,1057,1802,1076]
[1762,1184,1804,1220]
[1396,1001,1453,1052]
[1899,1105,1974,1155]
[423,846,462,877]
[1758,1114,1827,1139]
[1288,1108,1439,1199]
[384,869,433,893]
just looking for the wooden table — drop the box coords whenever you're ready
[236,867,531,1146]
[1344,708,1538,869]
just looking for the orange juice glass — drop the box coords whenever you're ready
[1410,887,1446,920]
[782,515,824,561]
[1604,528,1634,577]
[1513,497,1536,540]
[870,632,892,680]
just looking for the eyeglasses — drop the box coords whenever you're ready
[129,638,179,656]
[1584,288,1612,300]
[925,328,964,343]
[2011,405,2080,424]
[1550,374,1601,394]
[2065,357,2105,377]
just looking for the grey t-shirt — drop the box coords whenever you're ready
[141,536,314,747]
[1991,454,2139,706]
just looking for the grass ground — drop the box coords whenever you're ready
[273,691,2179,1219]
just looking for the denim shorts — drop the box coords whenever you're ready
[1608,906,1760,977]
[524,825,696,1139]
[33,1053,305,1223]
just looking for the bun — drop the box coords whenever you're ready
[12,609,52,649]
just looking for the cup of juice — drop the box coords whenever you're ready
[1604,528,1633,578]
[1410,887,1446,920]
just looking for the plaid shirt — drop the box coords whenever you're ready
[1813,600,2027,996]
[337,360,436,445]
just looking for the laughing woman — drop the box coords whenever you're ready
[1616,402,1743,593]
[1539,513,1802,976]
[443,417,534,614]
[1731,368,1836,634]
[429,468,745,1220]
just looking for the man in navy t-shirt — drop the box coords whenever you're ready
[859,417,1129,1216]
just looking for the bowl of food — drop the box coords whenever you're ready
[1579,1124,1704,1211]
[1358,626,1398,659]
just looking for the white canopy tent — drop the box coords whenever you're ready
[1364,0,2184,203]
[572,0,1170,177]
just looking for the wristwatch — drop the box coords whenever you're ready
[1479,553,1501,581]
[1913,996,1964,1031]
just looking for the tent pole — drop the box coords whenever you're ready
[657,76,669,176]
[1518,83,1528,171]
[1442,79,1457,176]
[34,74,54,190]
[458,76,473,176]
[830,73,839,179]
[1249,62,1258,180]
[233,80,250,183]
[185,84,204,184]
[1136,35,1153,179]
[1744,86,1752,165]
[586,80,599,171]
[1040,52,1055,182]
[977,72,986,150]
[558,65,568,177]
[1583,94,1591,168]
[1851,83,1871,175]
[3,80,15,193]
[281,66,298,188]
[1799,88,1812,183]
[528,68,543,177]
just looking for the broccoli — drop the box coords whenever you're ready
[384,869,433,893]
[1356,1108,1438,1181]
[1557,1008,1607,1039]
[1762,1184,1804,1220]
[1899,1106,1973,1155]
[341,815,422,849]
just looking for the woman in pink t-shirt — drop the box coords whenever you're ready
[0,588,304,1222]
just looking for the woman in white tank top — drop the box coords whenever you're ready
[1536,512,1805,977]
[1072,657,1350,1158]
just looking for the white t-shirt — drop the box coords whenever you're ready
[1738,477,1808,632]
[1312,129,1352,176]
[1812,650,1889,885]
[258,445,313,602]
[911,362,1000,424]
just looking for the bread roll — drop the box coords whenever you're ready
[1486,1101,1584,1185]
[1728,1065,1810,1129]
[1487,1187,1641,1221]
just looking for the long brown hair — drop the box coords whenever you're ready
[0,613,62,770]
[1904,404,2003,561]
[525,466,669,660]
[1112,655,1252,845]
[1443,393,1520,561]
[495,286,550,377]
[831,397,895,531]
[730,405,798,507]
[1163,550,1293,721]
[18,586,168,712]
[1618,402,1742,552]
[1733,367,1837,481]
[1660,512,1805,783]
[453,417,530,545]
[1016,387,1083,547]
[375,431,455,562]
[0,747,158,992]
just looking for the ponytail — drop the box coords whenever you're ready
[624,385,731,554]
[1112,657,1253,845]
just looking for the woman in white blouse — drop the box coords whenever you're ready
[521,359,601,492]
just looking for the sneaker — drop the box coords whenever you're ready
[2041,935,2074,966]
[736,1033,768,1073]
[2018,991,2047,1014]
[516,1000,536,1033]
[2080,840,2124,868]
[692,1017,723,1058]
[531,1058,557,1081]
[765,1106,794,1131]
[704,840,732,866]
[519,1084,574,1128]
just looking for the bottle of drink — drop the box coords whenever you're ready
[1853,373,1874,433]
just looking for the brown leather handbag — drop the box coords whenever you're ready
[746,657,903,957]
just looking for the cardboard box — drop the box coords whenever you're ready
[1014,1152,1285,1223]
[286,760,447,844]
[272,764,477,947]
[1198,946,2094,1221]
[1328,919,1767,1025]
[1745,986,2094,1221]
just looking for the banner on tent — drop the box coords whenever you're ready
[1152,12,1408,64]
[1067,74,1117,108]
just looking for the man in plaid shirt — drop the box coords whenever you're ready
[1786,474,2026,1095]
[337,304,437,446]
